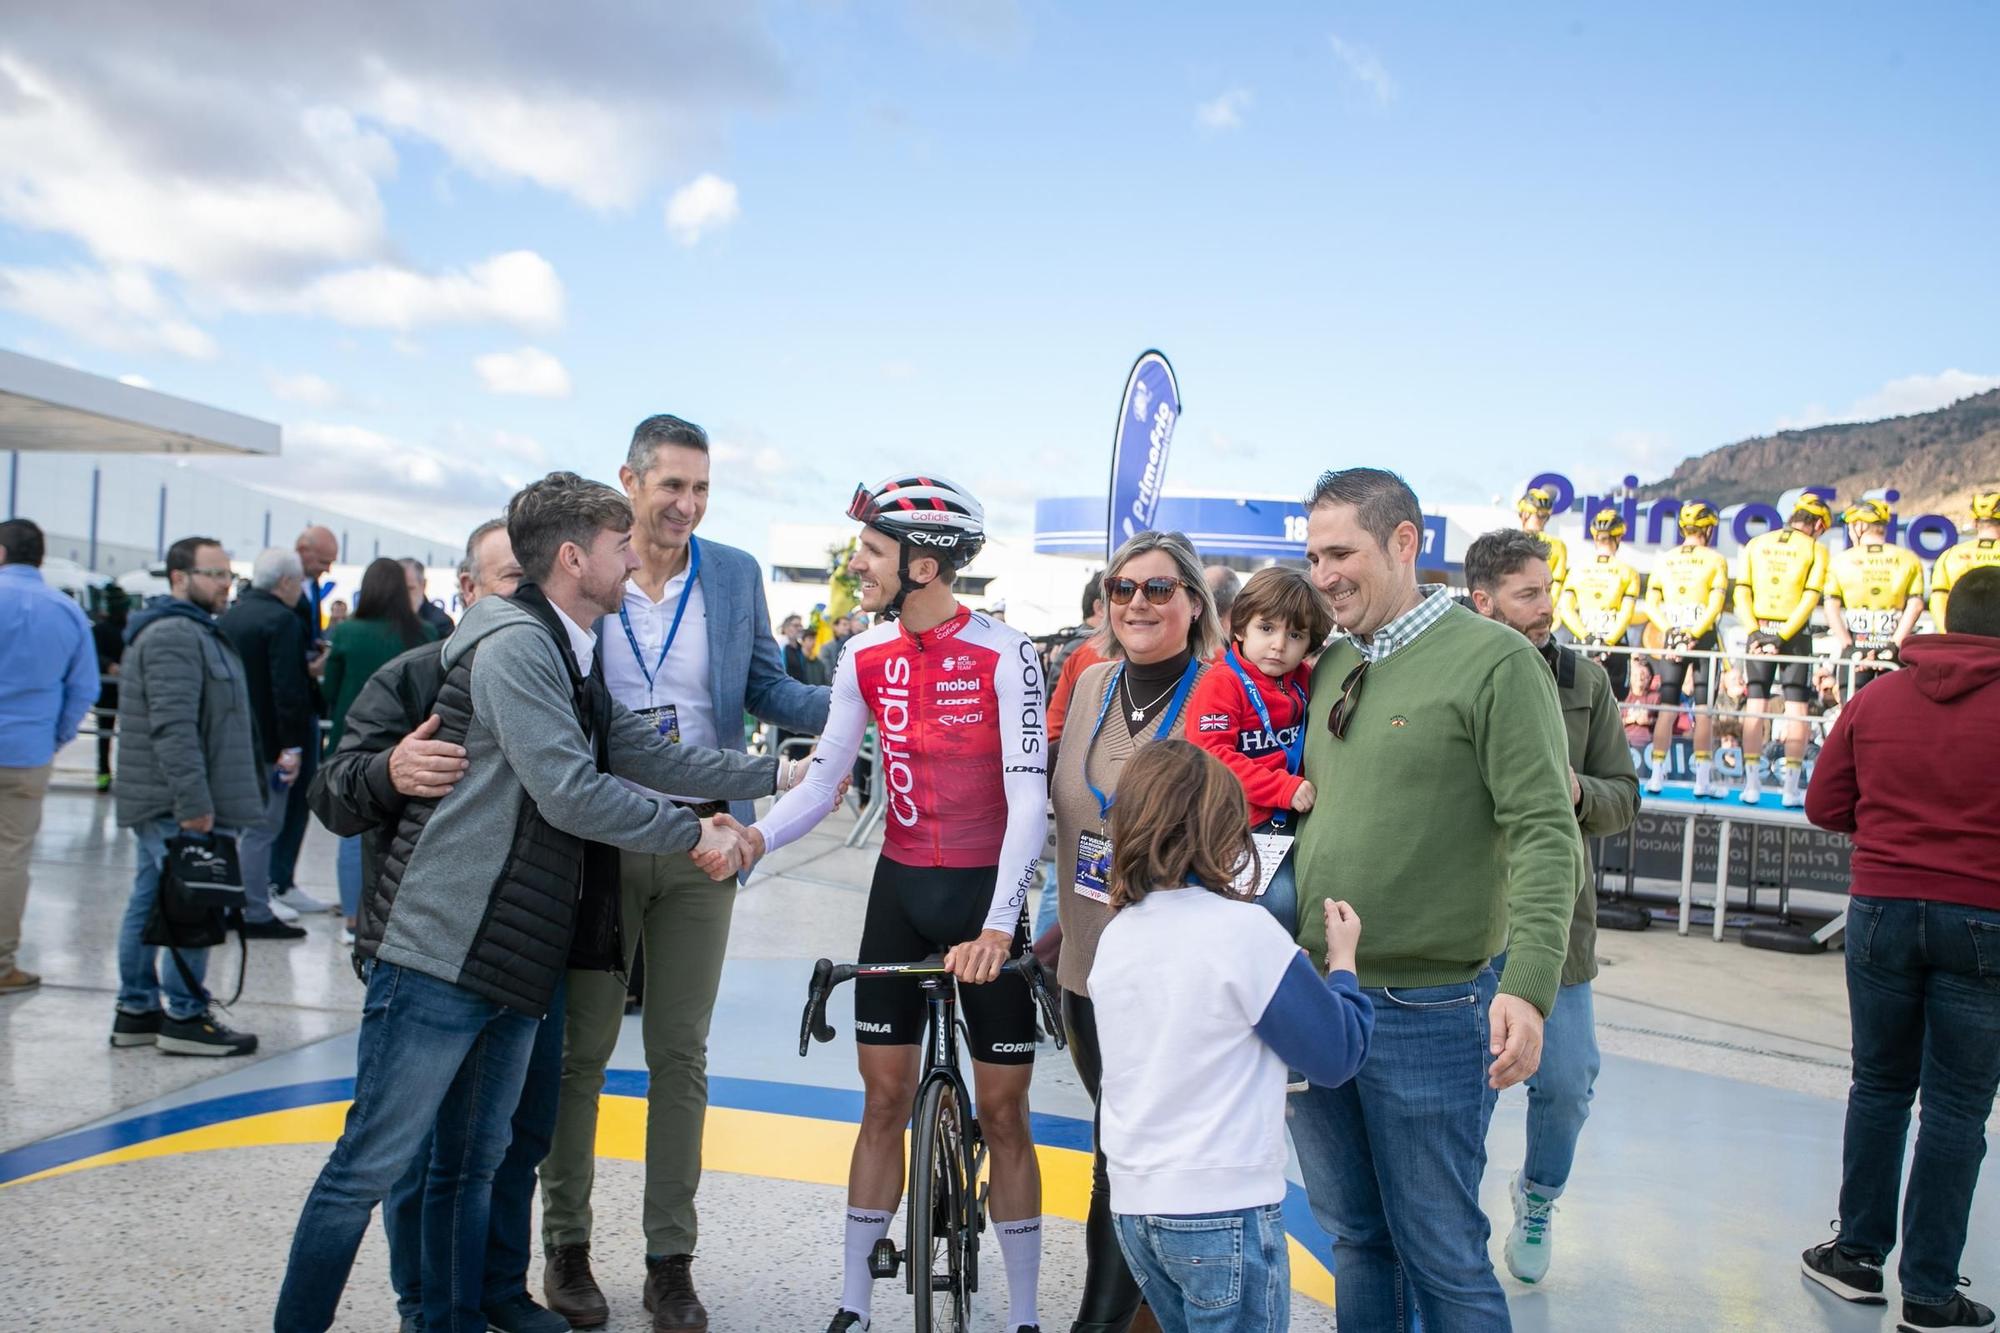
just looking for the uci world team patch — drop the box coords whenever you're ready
[1197,712,1233,733]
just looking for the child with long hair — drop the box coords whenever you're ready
[1088,740,1373,1332]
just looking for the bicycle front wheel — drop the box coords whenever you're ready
[908,1077,972,1333]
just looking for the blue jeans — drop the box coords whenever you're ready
[1115,1204,1290,1333]
[385,975,568,1318]
[1837,896,2000,1306]
[336,834,363,921]
[1288,968,1508,1332]
[116,817,212,1021]
[1521,979,1599,1196]
[239,779,289,923]
[1034,858,1059,941]
[275,960,539,1333]
[268,738,317,892]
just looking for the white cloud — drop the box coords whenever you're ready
[1777,369,2000,431]
[1329,34,1396,106]
[244,250,565,333]
[1196,89,1252,132]
[1208,428,1261,460]
[665,173,741,246]
[474,345,572,398]
[0,6,784,338]
[0,264,218,358]
[203,418,536,540]
[265,370,343,408]
[116,373,152,388]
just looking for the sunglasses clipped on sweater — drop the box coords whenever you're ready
[1102,576,1188,607]
[1326,660,1369,740]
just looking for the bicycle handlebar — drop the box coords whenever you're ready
[798,953,1065,1056]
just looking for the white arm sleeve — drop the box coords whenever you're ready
[984,643,1050,936]
[751,647,868,855]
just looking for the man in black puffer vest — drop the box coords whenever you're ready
[277,474,798,1333]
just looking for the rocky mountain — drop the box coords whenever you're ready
[1641,388,2000,520]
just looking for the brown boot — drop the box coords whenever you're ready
[543,1242,610,1328]
[643,1254,708,1332]
[1128,1303,1165,1333]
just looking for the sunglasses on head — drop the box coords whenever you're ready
[1327,660,1369,740]
[1103,576,1186,607]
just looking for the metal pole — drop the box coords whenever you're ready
[6,450,17,518]
[156,484,167,559]
[88,465,100,572]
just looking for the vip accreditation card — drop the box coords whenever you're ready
[1073,831,1112,903]
[1232,832,1295,899]
[634,704,681,745]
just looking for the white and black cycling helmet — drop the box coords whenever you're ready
[847,474,987,619]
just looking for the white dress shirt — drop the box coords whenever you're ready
[602,559,717,803]
[552,602,597,678]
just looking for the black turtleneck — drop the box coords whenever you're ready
[1120,646,1196,736]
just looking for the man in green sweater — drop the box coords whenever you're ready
[1289,468,1583,1333]
[1466,527,1639,1287]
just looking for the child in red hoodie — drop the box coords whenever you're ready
[1187,567,1335,931]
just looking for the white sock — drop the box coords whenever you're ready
[842,1207,893,1323]
[996,1215,1042,1332]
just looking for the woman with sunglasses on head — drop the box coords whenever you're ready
[1048,528,1223,1333]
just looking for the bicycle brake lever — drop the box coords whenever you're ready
[800,958,835,1057]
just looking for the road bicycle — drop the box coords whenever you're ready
[800,952,1063,1333]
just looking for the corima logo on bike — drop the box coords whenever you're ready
[988,1042,1036,1055]
[855,1020,895,1034]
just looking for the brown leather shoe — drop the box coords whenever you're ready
[543,1242,610,1328]
[643,1254,708,1332]
[0,968,41,995]
[1129,1303,1165,1333]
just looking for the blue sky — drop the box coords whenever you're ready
[3,1,1996,556]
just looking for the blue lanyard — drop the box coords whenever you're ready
[617,537,700,696]
[1225,647,1307,830]
[1083,658,1201,821]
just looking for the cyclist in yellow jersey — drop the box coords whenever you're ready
[1930,490,2000,631]
[1560,508,1643,698]
[1519,487,1570,607]
[1825,498,1925,699]
[1643,502,1731,797]
[1731,495,1832,806]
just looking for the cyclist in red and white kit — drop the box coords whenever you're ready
[731,475,1048,1333]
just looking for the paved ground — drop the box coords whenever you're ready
[3,757,1997,1331]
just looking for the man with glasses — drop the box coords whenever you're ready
[1289,468,1582,1332]
[107,537,267,1056]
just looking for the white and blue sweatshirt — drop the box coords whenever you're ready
[1089,885,1374,1217]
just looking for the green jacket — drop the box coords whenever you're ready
[1541,640,1641,986]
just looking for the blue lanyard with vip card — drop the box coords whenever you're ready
[1224,647,1307,830]
[617,536,700,698]
[1083,658,1202,821]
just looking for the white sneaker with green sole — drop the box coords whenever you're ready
[1505,1173,1557,1283]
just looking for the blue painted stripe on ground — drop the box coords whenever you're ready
[0,1070,1337,1271]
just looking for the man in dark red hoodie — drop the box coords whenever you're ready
[1800,565,2000,1333]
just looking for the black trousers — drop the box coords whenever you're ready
[1062,988,1143,1333]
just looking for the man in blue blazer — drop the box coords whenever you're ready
[540,414,831,1332]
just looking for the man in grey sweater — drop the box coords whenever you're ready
[275,473,789,1333]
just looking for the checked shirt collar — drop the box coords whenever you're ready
[1347,583,1451,663]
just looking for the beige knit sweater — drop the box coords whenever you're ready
[1052,656,1213,994]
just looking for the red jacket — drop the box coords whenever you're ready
[1187,652,1311,827]
[1806,635,2000,911]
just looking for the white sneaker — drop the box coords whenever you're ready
[1645,761,1667,795]
[1781,766,1806,808]
[268,897,301,924]
[274,885,336,915]
[1740,767,1763,805]
[1692,759,1716,799]
[339,925,356,947]
[1504,1173,1556,1283]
